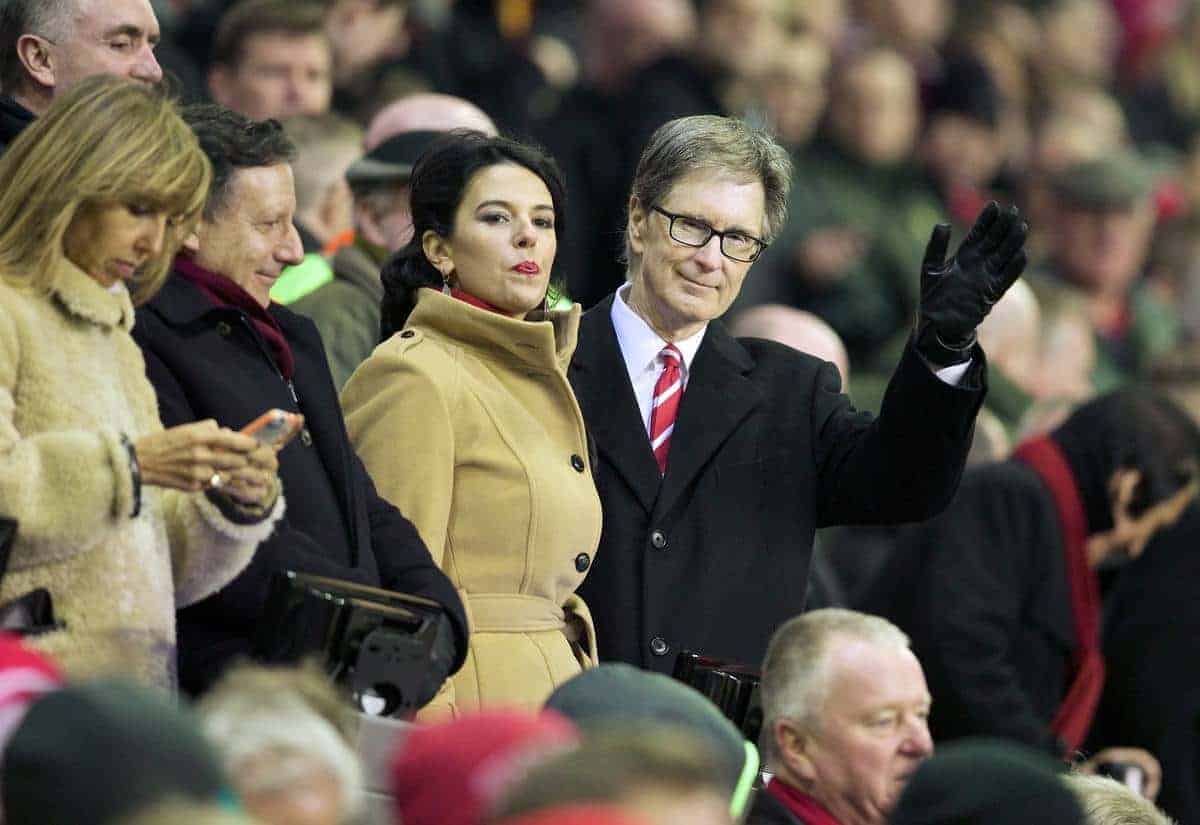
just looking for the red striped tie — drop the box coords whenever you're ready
[649,344,683,474]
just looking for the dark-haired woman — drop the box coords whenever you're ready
[341,132,601,716]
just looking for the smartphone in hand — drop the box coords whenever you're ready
[241,409,304,449]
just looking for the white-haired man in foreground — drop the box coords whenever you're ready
[750,608,934,825]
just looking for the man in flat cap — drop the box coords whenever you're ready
[1036,149,1178,391]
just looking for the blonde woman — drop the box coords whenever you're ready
[0,76,284,689]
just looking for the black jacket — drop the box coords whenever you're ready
[745,790,808,825]
[861,461,1075,754]
[0,96,34,156]
[133,274,467,694]
[1088,503,1200,824]
[568,296,984,673]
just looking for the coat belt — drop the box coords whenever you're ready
[461,592,566,633]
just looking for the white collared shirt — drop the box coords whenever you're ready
[611,285,707,434]
[611,284,971,437]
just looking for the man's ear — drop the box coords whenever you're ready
[207,65,234,108]
[775,719,819,784]
[627,195,647,257]
[16,33,56,92]
[421,229,452,283]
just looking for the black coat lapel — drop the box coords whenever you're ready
[570,297,662,513]
[655,321,762,517]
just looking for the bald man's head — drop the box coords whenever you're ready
[363,93,497,150]
[731,305,850,387]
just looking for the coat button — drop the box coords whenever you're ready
[650,530,668,550]
[650,636,670,657]
[574,553,590,573]
[300,428,313,447]
[216,321,232,337]
[400,330,415,339]
[570,454,585,472]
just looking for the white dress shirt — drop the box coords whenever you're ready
[611,285,706,434]
[611,285,971,437]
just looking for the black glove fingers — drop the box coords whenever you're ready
[994,249,1027,298]
[990,219,1028,274]
[979,205,1018,254]
[961,201,999,248]
[922,223,952,273]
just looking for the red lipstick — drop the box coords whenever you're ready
[513,261,540,276]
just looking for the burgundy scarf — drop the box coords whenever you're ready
[174,255,295,380]
[1013,435,1105,751]
[421,285,508,316]
[766,778,843,825]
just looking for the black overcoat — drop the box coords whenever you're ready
[568,295,985,672]
[862,460,1075,754]
[1088,503,1200,824]
[133,275,467,693]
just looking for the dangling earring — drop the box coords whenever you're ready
[440,268,452,296]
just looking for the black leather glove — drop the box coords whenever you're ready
[916,201,1028,367]
[414,612,458,708]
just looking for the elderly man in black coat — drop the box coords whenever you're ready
[133,104,467,696]
[568,114,1027,675]
[864,391,1199,786]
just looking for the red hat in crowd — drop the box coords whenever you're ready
[492,804,651,825]
[390,709,580,825]
[0,633,62,750]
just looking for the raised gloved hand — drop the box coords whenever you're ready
[916,202,1028,367]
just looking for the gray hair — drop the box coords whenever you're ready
[0,0,76,93]
[198,670,364,821]
[759,608,910,767]
[1063,774,1178,825]
[625,114,792,265]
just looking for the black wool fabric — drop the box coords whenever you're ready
[1,679,226,825]
[0,95,35,157]
[891,739,1085,825]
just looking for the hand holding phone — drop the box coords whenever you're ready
[241,409,304,450]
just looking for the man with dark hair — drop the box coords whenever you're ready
[864,391,1198,773]
[207,0,331,121]
[0,0,162,153]
[131,104,467,697]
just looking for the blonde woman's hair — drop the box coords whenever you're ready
[0,75,211,306]
[1063,774,1178,825]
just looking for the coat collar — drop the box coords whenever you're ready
[51,260,135,332]
[571,294,762,515]
[408,287,581,373]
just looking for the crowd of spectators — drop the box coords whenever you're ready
[0,0,1199,824]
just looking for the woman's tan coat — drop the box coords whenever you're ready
[342,289,602,716]
[0,263,283,688]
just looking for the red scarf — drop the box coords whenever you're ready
[766,778,843,825]
[174,255,295,380]
[1013,436,1105,751]
[421,285,508,315]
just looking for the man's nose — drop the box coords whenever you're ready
[278,223,305,265]
[903,719,934,759]
[692,234,724,269]
[132,47,163,84]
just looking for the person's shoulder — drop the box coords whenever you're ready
[731,333,830,382]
